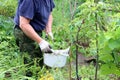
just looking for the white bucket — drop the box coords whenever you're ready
[44,47,70,68]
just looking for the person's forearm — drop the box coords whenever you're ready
[20,24,42,43]
[20,16,43,43]
[45,13,53,33]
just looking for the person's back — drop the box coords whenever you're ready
[14,0,55,31]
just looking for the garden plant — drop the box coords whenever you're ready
[0,0,120,80]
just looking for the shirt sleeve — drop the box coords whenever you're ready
[50,0,55,11]
[19,0,34,19]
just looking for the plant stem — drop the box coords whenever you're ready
[75,20,85,80]
[76,25,81,80]
[95,13,99,80]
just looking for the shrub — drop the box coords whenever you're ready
[0,0,17,17]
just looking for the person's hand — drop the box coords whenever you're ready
[39,40,52,53]
[46,32,54,40]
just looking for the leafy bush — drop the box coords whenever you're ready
[0,0,17,17]
[70,0,120,78]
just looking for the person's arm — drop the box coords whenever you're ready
[19,16,43,43]
[45,13,54,39]
[19,16,52,53]
[45,13,53,33]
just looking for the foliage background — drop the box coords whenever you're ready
[0,0,120,80]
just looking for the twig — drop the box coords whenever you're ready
[76,25,81,80]
[75,20,85,80]
[95,13,99,80]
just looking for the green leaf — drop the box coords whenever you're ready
[0,41,9,49]
[99,53,113,62]
[100,63,119,75]
[108,39,120,50]
[100,45,111,54]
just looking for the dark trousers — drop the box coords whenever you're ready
[14,26,43,78]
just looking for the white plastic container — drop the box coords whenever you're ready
[44,47,70,68]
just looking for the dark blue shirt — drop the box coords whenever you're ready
[14,0,55,32]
